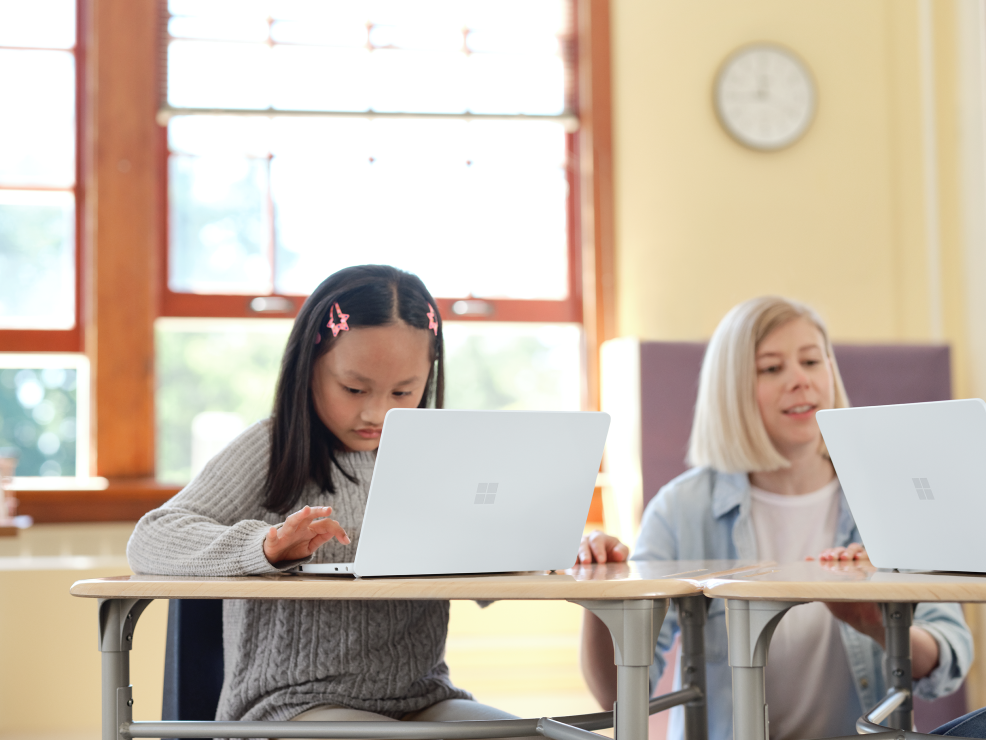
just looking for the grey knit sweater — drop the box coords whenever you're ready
[127,420,469,721]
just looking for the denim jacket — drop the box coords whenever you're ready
[632,467,973,740]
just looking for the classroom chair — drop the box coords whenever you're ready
[161,598,224,728]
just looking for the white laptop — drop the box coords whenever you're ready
[817,398,986,573]
[298,408,610,577]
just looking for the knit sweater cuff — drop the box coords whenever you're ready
[240,521,287,574]
[240,521,315,573]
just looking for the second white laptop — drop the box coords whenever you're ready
[817,398,986,573]
[299,408,610,577]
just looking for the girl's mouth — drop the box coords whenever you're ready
[355,428,382,439]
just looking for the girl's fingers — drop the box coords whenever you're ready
[311,517,351,544]
[281,506,308,535]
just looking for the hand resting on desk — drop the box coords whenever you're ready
[815,543,868,562]
[576,530,629,565]
[263,505,351,565]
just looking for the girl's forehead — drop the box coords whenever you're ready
[319,324,432,376]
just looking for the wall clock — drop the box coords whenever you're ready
[714,43,816,151]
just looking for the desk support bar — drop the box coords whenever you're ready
[122,692,704,740]
[881,603,914,731]
[98,598,152,740]
[726,599,799,740]
[571,599,668,740]
[857,689,912,735]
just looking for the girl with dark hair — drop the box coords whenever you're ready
[128,265,515,727]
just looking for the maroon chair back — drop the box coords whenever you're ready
[639,342,952,509]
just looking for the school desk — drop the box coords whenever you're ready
[71,560,754,740]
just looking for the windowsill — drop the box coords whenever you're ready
[9,481,605,526]
[10,478,181,523]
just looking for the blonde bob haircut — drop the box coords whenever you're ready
[686,296,849,473]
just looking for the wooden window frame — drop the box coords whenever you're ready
[0,4,85,354]
[11,0,614,523]
[157,5,586,328]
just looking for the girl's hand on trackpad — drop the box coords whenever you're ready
[263,505,351,565]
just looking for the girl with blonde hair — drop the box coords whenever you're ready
[578,296,971,740]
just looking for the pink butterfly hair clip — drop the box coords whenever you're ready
[426,303,439,336]
[327,302,350,337]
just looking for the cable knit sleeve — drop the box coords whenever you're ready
[127,420,295,576]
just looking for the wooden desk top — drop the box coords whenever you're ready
[703,561,986,603]
[70,560,760,601]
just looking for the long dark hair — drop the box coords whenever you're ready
[264,265,444,514]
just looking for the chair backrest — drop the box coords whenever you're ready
[162,599,224,727]
[634,341,951,510]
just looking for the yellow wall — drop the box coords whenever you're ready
[610,0,974,395]
[0,525,168,739]
[0,569,168,738]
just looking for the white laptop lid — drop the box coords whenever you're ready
[817,399,986,572]
[320,408,609,577]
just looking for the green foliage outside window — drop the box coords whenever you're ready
[0,368,77,476]
[156,320,581,485]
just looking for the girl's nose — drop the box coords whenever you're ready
[360,396,388,425]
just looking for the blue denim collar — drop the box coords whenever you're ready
[710,471,749,519]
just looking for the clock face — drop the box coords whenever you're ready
[714,44,816,151]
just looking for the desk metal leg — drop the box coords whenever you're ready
[881,603,914,731]
[676,596,708,740]
[726,599,799,740]
[574,599,668,740]
[97,598,152,740]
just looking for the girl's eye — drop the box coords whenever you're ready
[758,365,781,374]
[392,391,412,398]
[344,386,364,395]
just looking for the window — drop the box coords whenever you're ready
[0,353,90,478]
[156,0,586,482]
[0,0,80,352]
[0,0,611,517]
[160,0,580,321]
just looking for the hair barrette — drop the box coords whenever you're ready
[427,303,439,336]
[327,302,350,337]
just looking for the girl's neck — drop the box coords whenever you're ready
[748,444,835,496]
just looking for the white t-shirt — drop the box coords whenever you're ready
[750,478,857,740]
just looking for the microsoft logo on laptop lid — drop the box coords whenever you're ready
[912,478,935,500]
[475,483,498,504]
